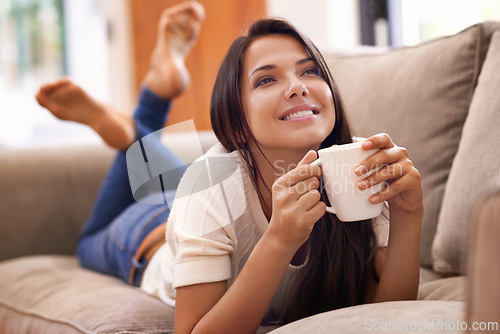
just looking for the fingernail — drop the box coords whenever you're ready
[358,180,368,189]
[354,165,367,176]
[370,194,380,203]
[362,140,373,149]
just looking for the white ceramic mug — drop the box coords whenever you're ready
[311,142,384,222]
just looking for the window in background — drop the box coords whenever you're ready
[0,0,68,147]
[360,0,500,47]
[0,0,66,89]
[389,0,500,46]
[266,0,362,50]
[0,0,113,149]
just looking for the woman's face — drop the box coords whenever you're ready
[241,34,336,155]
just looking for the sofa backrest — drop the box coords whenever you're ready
[432,28,500,275]
[324,21,500,274]
[0,131,219,261]
[0,145,114,261]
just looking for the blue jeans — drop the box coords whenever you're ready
[77,88,186,286]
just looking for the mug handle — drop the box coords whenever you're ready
[310,158,336,215]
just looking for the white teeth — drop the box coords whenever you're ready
[283,110,314,121]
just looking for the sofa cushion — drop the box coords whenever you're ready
[0,145,114,261]
[0,255,175,333]
[432,29,500,275]
[324,22,496,267]
[418,268,467,302]
[0,255,278,334]
[417,276,467,301]
[419,266,444,285]
[269,300,465,333]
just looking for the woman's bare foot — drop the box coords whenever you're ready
[35,2,204,150]
[143,1,205,99]
[36,78,135,150]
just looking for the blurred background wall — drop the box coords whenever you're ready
[0,0,498,148]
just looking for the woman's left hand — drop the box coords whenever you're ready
[354,133,423,214]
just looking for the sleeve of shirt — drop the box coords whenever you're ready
[169,155,241,289]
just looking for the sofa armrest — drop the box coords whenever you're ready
[0,144,115,261]
[466,191,500,331]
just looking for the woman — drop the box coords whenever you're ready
[37,2,423,333]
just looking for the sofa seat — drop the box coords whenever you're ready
[0,255,279,333]
[0,255,176,334]
[418,275,467,302]
[418,266,467,301]
[269,300,465,334]
[0,254,465,334]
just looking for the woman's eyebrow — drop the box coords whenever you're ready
[296,57,314,65]
[249,57,314,79]
[250,64,276,79]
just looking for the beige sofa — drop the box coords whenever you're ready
[1,21,499,333]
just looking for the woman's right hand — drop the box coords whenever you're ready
[267,150,326,250]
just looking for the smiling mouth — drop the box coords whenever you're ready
[280,110,319,121]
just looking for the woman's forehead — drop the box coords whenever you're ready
[243,35,309,71]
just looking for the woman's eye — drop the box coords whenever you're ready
[255,77,274,87]
[303,67,321,76]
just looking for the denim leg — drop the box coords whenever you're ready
[77,87,186,284]
[77,190,175,283]
[79,87,173,237]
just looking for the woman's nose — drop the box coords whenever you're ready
[285,77,309,100]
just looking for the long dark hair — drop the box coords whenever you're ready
[210,19,377,323]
